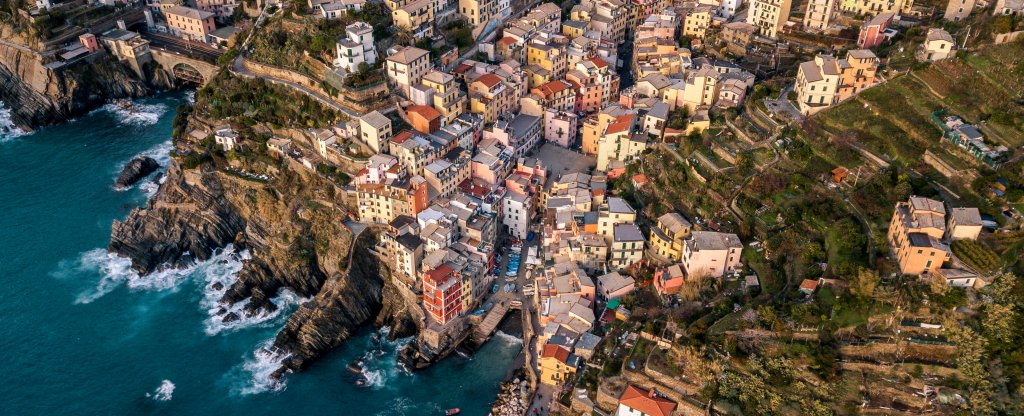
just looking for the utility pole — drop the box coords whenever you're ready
[961,25,971,50]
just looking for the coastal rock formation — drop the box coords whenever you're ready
[109,163,246,274]
[115,156,160,189]
[0,35,148,130]
[111,148,419,375]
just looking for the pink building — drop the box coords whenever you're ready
[654,264,685,295]
[79,33,99,52]
[857,12,893,49]
[471,139,514,187]
[544,109,578,148]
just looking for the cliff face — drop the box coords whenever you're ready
[0,41,148,130]
[111,149,419,375]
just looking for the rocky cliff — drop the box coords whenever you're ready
[110,143,419,376]
[0,39,148,130]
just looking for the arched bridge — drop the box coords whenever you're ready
[150,48,219,86]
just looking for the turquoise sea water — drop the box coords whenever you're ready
[0,93,520,415]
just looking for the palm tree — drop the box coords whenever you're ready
[393,25,413,46]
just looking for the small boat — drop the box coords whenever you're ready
[445,409,460,415]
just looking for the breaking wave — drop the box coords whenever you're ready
[201,251,310,336]
[236,339,291,395]
[145,380,175,401]
[102,101,167,126]
[0,101,28,142]
[494,330,523,345]
[60,245,244,304]
[114,140,173,194]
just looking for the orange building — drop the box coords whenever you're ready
[887,196,951,275]
[406,105,441,134]
[836,49,879,102]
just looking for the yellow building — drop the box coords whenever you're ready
[392,0,434,39]
[682,5,713,40]
[746,0,793,39]
[421,70,467,125]
[649,212,692,261]
[526,33,569,88]
[597,197,637,242]
[539,344,580,385]
[385,46,431,97]
[839,0,913,16]
[459,0,500,28]
[595,113,648,172]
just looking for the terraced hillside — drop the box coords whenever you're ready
[816,40,1024,166]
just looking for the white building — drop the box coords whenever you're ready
[681,231,743,278]
[215,126,239,152]
[504,191,532,238]
[718,0,742,18]
[803,0,836,33]
[334,21,378,73]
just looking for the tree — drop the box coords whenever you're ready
[849,268,879,301]
[982,303,1017,345]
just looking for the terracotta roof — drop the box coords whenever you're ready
[425,264,454,283]
[632,174,649,186]
[498,36,517,45]
[407,105,441,120]
[533,80,568,98]
[391,130,414,144]
[475,73,502,88]
[800,279,819,292]
[541,344,571,363]
[589,56,608,68]
[604,114,636,135]
[618,385,677,416]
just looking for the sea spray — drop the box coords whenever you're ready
[494,330,524,345]
[201,252,311,336]
[102,101,167,126]
[0,100,28,141]
[61,245,244,304]
[237,339,291,395]
[145,380,176,401]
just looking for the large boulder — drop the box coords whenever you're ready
[115,156,160,189]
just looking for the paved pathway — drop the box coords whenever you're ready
[230,56,363,119]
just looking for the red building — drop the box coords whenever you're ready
[857,12,893,49]
[422,264,464,325]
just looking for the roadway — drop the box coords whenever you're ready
[142,31,223,63]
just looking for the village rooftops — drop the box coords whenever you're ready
[387,46,429,64]
[618,385,678,416]
[361,111,390,129]
[687,231,742,251]
[927,28,955,43]
[950,207,982,226]
[165,5,215,19]
[605,197,634,214]
[613,223,644,242]
[909,196,946,215]
[658,213,691,234]
[907,232,949,250]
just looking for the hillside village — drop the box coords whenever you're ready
[9,0,1024,412]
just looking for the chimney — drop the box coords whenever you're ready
[648,389,656,398]
[116,19,126,31]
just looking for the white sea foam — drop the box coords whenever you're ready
[145,380,175,401]
[184,90,196,104]
[137,174,166,198]
[114,140,173,193]
[356,327,414,390]
[0,100,28,142]
[201,252,310,336]
[237,339,290,395]
[102,101,167,126]
[63,245,244,304]
[494,330,523,345]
